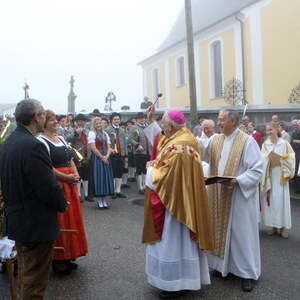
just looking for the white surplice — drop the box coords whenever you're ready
[261,138,292,229]
[143,123,211,291]
[202,129,263,280]
[145,167,210,291]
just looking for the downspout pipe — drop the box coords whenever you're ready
[235,13,247,104]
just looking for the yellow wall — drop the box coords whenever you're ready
[199,28,236,107]
[261,0,300,105]
[145,62,166,108]
[169,54,189,108]
[243,16,254,105]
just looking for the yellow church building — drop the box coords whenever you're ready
[138,0,300,115]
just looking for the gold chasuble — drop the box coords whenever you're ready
[142,127,213,252]
[209,130,248,258]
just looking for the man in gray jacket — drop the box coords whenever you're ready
[128,112,151,194]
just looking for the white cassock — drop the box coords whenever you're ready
[202,129,263,280]
[144,122,211,291]
[261,138,292,229]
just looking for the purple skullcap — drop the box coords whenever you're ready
[167,110,186,125]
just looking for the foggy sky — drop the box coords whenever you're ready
[0,0,183,113]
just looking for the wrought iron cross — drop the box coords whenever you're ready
[105,92,116,111]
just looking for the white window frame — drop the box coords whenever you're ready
[152,68,160,107]
[208,38,224,99]
[175,55,186,87]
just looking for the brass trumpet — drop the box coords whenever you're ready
[111,132,118,154]
[0,119,11,140]
[68,143,85,164]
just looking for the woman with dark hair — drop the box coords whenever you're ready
[261,122,295,238]
[38,110,88,274]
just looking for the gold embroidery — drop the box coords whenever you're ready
[209,130,248,258]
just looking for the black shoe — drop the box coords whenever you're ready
[52,262,71,275]
[241,279,253,292]
[211,270,223,278]
[68,262,78,270]
[128,178,136,182]
[112,193,117,199]
[138,189,145,195]
[159,290,189,299]
[0,262,6,274]
[121,183,130,188]
[86,196,95,202]
[117,193,127,198]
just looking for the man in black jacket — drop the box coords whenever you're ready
[0,99,67,300]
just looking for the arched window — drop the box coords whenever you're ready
[209,40,223,98]
[176,56,186,87]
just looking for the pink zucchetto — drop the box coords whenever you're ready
[166,109,186,125]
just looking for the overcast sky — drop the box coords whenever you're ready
[0,0,184,113]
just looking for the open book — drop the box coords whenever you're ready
[205,176,235,185]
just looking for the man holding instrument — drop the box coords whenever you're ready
[0,99,67,300]
[199,108,263,292]
[128,112,151,194]
[106,112,128,199]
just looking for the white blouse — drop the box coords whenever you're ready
[87,131,111,145]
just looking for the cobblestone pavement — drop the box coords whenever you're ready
[1,184,300,300]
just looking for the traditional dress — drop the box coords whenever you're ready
[143,119,213,292]
[105,125,127,196]
[88,131,114,201]
[38,136,88,261]
[201,129,263,280]
[260,138,295,229]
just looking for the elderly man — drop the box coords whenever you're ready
[200,109,263,292]
[0,99,67,300]
[142,109,213,299]
[197,119,217,149]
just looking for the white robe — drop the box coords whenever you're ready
[261,138,292,229]
[202,129,263,280]
[143,122,211,291]
[145,167,210,291]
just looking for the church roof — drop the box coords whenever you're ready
[158,0,260,53]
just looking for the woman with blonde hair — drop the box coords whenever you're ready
[88,117,114,208]
[261,122,295,238]
[38,110,88,274]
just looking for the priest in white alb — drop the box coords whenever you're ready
[200,109,263,292]
[142,108,213,299]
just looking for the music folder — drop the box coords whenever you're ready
[205,176,235,185]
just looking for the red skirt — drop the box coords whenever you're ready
[53,166,88,260]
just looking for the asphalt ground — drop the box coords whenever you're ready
[1,184,300,300]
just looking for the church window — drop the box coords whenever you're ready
[176,56,186,87]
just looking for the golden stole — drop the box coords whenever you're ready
[142,128,214,251]
[209,130,248,258]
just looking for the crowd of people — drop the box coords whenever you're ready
[0,99,299,299]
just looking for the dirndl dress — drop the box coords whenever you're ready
[88,131,114,197]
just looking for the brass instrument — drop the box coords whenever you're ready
[68,143,85,165]
[111,132,118,154]
[0,119,11,140]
